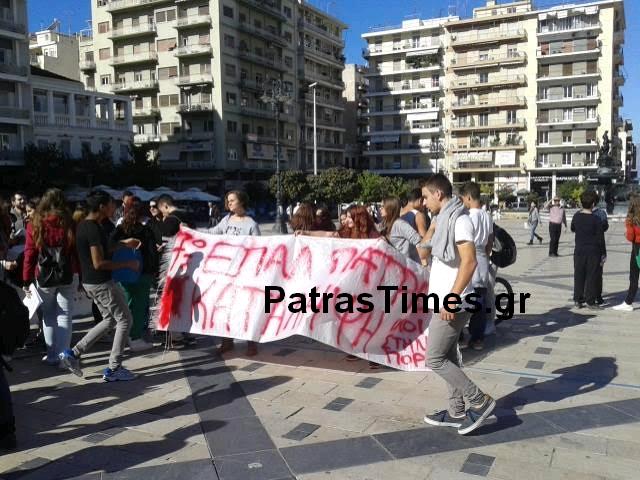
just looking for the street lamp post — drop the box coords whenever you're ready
[309,82,318,175]
[261,78,291,234]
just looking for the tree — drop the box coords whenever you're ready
[497,185,516,203]
[558,180,588,204]
[268,170,310,205]
[244,180,273,206]
[310,167,360,205]
[116,143,162,188]
[23,143,68,193]
[357,172,410,203]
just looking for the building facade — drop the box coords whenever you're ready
[341,63,368,170]
[619,120,635,183]
[0,0,31,168]
[361,17,451,177]
[29,23,80,81]
[361,0,626,199]
[84,0,346,190]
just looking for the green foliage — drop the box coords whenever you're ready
[23,143,68,192]
[357,171,409,203]
[557,180,588,204]
[497,185,516,202]
[115,143,162,188]
[480,184,494,197]
[526,191,540,205]
[308,167,360,204]
[244,180,273,206]
[268,170,310,204]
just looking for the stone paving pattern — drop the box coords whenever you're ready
[1,220,639,479]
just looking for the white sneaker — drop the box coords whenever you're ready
[128,339,154,352]
[612,302,634,312]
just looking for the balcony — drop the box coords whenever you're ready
[178,103,213,114]
[238,50,284,71]
[366,103,441,116]
[366,64,442,77]
[0,62,29,79]
[450,139,526,153]
[613,94,623,108]
[238,0,287,21]
[450,52,526,71]
[174,44,212,58]
[109,23,157,39]
[175,14,212,29]
[301,45,344,68]
[110,51,158,66]
[0,150,24,167]
[450,28,526,48]
[537,44,601,62]
[79,60,96,71]
[0,106,30,124]
[302,71,344,89]
[366,81,441,97]
[133,107,160,118]
[106,0,172,13]
[111,79,159,93]
[450,96,525,111]
[537,68,600,82]
[364,144,441,156]
[615,72,625,86]
[134,134,161,144]
[298,20,344,46]
[240,105,274,120]
[450,74,526,91]
[175,73,213,86]
[450,119,526,133]
[536,141,599,151]
[364,123,442,136]
[0,8,27,37]
[302,93,346,109]
[364,40,442,58]
[536,115,600,128]
[239,78,265,92]
[536,93,600,107]
[537,21,602,41]
[238,21,287,47]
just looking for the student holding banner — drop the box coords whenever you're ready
[209,190,260,356]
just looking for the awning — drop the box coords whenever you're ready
[407,111,439,121]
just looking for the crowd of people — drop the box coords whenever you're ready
[1,175,640,450]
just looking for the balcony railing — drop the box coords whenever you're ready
[450,74,526,89]
[239,21,286,46]
[450,52,526,69]
[240,105,274,119]
[174,44,212,57]
[0,8,26,35]
[537,42,601,58]
[238,50,284,70]
[537,68,600,80]
[367,63,442,76]
[451,119,526,130]
[450,139,526,151]
[110,51,158,66]
[238,0,287,21]
[303,71,344,87]
[175,73,213,86]
[536,115,600,125]
[298,19,344,45]
[0,106,30,119]
[363,40,442,57]
[112,79,159,92]
[301,44,344,66]
[133,107,160,117]
[0,149,24,166]
[0,63,29,77]
[109,23,157,39]
[536,93,600,102]
[106,0,170,13]
[239,79,265,91]
[451,28,526,46]
[538,21,602,35]
[79,60,96,70]
[367,103,442,115]
[451,96,525,109]
[178,103,213,113]
[302,93,346,108]
[175,14,212,28]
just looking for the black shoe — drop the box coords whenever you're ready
[423,410,465,428]
[574,302,585,309]
[527,241,533,245]
[458,395,496,435]
[538,237,543,244]
[586,303,603,311]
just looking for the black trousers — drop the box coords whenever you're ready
[625,243,640,305]
[574,254,600,305]
[549,223,562,255]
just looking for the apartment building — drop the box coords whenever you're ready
[619,120,635,182]
[85,0,346,189]
[361,17,453,176]
[0,0,31,170]
[342,63,368,170]
[29,23,80,81]
[31,66,133,160]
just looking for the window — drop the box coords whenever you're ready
[223,5,234,18]
[479,50,490,61]
[227,149,238,161]
[586,151,596,164]
[158,66,178,79]
[98,22,110,33]
[538,131,549,144]
[587,83,597,97]
[563,85,572,98]
[226,92,236,105]
[159,94,179,107]
[283,6,292,18]
[98,48,111,60]
[587,106,596,119]
[225,64,236,77]
[562,108,572,121]
[284,56,293,67]
[100,75,111,85]
[562,130,572,144]
[227,121,237,133]
[157,38,177,52]
[539,87,548,100]
[506,110,516,124]
[479,72,488,84]
[562,152,572,165]
[155,9,176,23]
[539,153,549,166]
[224,34,235,48]
[479,113,488,126]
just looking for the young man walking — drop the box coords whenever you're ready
[59,190,140,381]
[548,197,566,257]
[459,182,493,351]
[421,174,496,435]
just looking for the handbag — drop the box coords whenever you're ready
[37,246,73,288]
[523,221,530,230]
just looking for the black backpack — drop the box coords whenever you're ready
[37,246,73,288]
[491,224,517,268]
[0,280,30,358]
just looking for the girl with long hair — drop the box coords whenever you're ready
[297,205,379,239]
[110,198,159,351]
[314,206,336,232]
[22,188,80,366]
[289,202,315,232]
[613,194,640,311]
[380,197,425,264]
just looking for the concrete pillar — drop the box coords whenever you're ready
[526,171,531,192]
[68,93,76,127]
[551,172,557,199]
[126,99,133,132]
[108,98,115,129]
[89,95,96,127]
[47,90,54,125]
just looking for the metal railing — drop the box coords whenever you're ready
[238,50,283,69]
[536,115,600,124]
[537,68,600,79]
[112,79,159,92]
[106,0,170,12]
[0,7,26,34]
[299,19,343,44]
[451,96,525,108]
[364,40,442,56]
[451,74,526,89]
[239,21,286,45]
[536,92,600,101]
[109,23,156,38]
[0,63,29,77]
[175,73,213,85]
[133,107,161,117]
[451,51,526,68]
[79,60,96,70]
[451,119,526,129]
[175,14,212,28]
[178,103,213,113]
[537,42,601,57]
[174,44,212,56]
[110,51,158,65]
[0,106,29,119]
[538,20,601,34]
[451,28,525,45]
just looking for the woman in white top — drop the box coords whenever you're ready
[380,197,427,264]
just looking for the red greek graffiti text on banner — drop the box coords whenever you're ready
[155,229,432,372]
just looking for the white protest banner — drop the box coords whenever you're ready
[155,228,432,371]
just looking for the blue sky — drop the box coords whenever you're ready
[28,0,636,129]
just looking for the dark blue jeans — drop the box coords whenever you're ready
[469,288,488,342]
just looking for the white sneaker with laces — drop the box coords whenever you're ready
[612,302,634,312]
